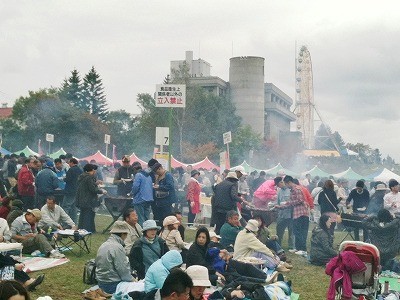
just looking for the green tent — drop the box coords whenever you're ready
[265,163,299,177]
[332,167,365,181]
[230,161,262,173]
[14,146,39,157]
[49,148,67,159]
[302,165,331,178]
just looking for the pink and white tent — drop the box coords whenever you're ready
[192,157,220,171]
[129,153,147,167]
[79,150,113,166]
[171,155,187,169]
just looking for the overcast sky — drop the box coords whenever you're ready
[1,1,399,160]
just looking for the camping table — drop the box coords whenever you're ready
[102,196,132,233]
[56,229,92,257]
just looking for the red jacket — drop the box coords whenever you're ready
[300,185,314,209]
[325,251,366,300]
[17,165,35,197]
[186,178,201,214]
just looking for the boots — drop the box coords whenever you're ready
[83,290,106,300]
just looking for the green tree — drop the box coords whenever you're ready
[59,69,84,109]
[229,125,262,165]
[82,66,109,121]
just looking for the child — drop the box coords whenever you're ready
[160,216,185,252]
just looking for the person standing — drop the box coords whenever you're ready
[131,164,154,226]
[17,158,36,211]
[75,164,107,232]
[152,163,176,226]
[276,176,310,257]
[383,179,400,216]
[35,161,59,208]
[113,155,135,196]
[62,158,83,223]
[212,172,242,234]
[252,177,281,209]
[275,179,295,251]
[186,170,201,227]
[346,180,370,213]
[318,179,340,235]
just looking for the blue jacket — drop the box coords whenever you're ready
[154,171,176,206]
[132,169,154,205]
[35,168,59,196]
[144,250,182,292]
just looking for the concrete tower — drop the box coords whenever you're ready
[229,56,265,136]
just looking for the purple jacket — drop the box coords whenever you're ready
[325,251,366,300]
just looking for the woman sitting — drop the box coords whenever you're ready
[253,212,286,261]
[186,227,221,285]
[0,253,45,291]
[363,208,400,269]
[309,214,337,266]
[233,219,292,273]
[130,220,169,279]
[160,216,185,252]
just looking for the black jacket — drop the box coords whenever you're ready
[75,173,103,209]
[64,165,83,195]
[309,226,337,266]
[213,178,242,213]
[318,188,340,214]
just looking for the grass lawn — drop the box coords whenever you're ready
[27,215,346,300]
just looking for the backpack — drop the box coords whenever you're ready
[83,259,97,285]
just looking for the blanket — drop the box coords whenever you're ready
[20,256,69,273]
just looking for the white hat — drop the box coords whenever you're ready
[110,221,129,234]
[276,169,286,177]
[142,220,161,232]
[186,265,212,287]
[226,172,238,180]
[375,183,389,191]
[245,219,259,233]
[235,166,248,176]
[209,231,221,239]
[163,216,180,227]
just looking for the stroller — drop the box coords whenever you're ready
[335,241,381,300]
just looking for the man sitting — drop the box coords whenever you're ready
[185,265,212,300]
[0,217,11,243]
[38,195,77,234]
[219,210,243,251]
[10,209,65,258]
[96,221,134,294]
[123,208,143,255]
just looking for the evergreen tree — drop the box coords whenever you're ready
[82,66,109,121]
[59,69,84,110]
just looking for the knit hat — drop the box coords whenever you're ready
[163,216,180,227]
[245,219,259,233]
[27,209,42,221]
[142,220,160,232]
[110,221,130,234]
[186,265,212,287]
[191,170,200,177]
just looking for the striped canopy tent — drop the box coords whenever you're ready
[129,153,147,167]
[331,167,365,181]
[48,148,67,159]
[230,161,262,173]
[0,147,12,155]
[265,163,298,177]
[192,157,220,171]
[79,150,113,166]
[14,146,39,157]
[171,155,187,169]
[368,168,400,183]
[301,165,331,178]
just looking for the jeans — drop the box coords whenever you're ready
[214,211,227,235]
[78,208,96,233]
[62,194,78,224]
[276,217,294,249]
[187,201,196,225]
[152,202,172,227]
[134,202,152,227]
[98,281,120,294]
[293,216,309,251]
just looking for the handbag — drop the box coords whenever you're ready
[324,192,342,223]
[155,190,169,199]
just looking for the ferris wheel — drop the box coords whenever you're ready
[295,45,314,149]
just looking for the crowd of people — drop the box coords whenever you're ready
[2,151,400,299]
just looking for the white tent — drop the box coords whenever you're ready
[372,168,400,182]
